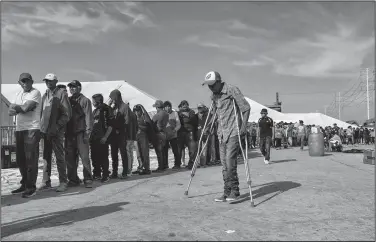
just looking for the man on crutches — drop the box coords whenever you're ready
[202,71,250,202]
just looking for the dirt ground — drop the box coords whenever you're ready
[1,146,375,241]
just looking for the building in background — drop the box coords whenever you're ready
[267,92,282,112]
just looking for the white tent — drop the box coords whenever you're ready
[245,97,290,122]
[282,113,358,128]
[1,80,158,113]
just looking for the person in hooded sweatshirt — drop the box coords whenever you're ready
[163,101,182,169]
[196,103,212,167]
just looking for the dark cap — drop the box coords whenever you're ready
[163,101,172,108]
[260,108,268,114]
[179,100,189,107]
[19,73,33,82]
[68,80,82,88]
[153,100,164,108]
[57,84,66,89]
[92,93,103,99]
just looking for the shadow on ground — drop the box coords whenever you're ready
[2,150,264,207]
[1,202,129,238]
[189,181,301,207]
[269,159,297,164]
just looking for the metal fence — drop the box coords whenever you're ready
[1,126,16,145]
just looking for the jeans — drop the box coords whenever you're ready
[126,140,135,174]
[251,136,257,148]
[90,142,109,178]
[65,132,93,183]
[219,135,240,196]
[15,129,41,189]
[154,132,167,169]
[134,141,142,169]
[297,135,305,149]
[110,134,128,175]
[178,132,198,167]
[163,138,180,168]
[137,132,150,171]
[210,134,220,163]
[260,136,272,161]
[42,131,68,184]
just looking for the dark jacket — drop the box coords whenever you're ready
[40,87,72,136]
[90,103,114,142]
[110,101,129,137]
[178,108,198,133]
[66,93,93,137]
[197,111,209,140]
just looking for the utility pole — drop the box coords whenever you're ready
[338,92,341,120]
[366,68,370,120]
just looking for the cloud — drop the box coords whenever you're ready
[226,19,277,37]
[233,60,266,67]
[183,34,248,54]
[1,2,155,50]
[260,23,374,78]
[65,68,108,81]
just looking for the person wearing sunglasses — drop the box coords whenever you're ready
[9,73,42,198]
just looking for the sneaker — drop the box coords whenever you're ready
[132,170,140,175]
[214,194,228,202]
[22,189,36,198]
[101,177,110,183]
[153,168,164,173]
[127,173,132,177]
[139,170,151,175]
[110,173,118,179]
[226,192,240,202]
[93,175,102,181]
[264,158,269,165]
[38,183,52,191]
[186,165,193,170]
[11,186,26,195]
[119,174,128,179]
[171,166,181,170]
[56,182,68,192]
[67,181,80,187]
[84,180,93,188]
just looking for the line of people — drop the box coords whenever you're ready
[9,72,224,198]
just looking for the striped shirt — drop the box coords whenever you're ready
[211,83,250,144]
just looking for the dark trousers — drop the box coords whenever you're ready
[110,134,128,175]
[42,131,68,184]
[178,132,198,167]
[219,135,240,196]
[198,136,211,166]
[163,138,180,168]
[275,138,282,148]
[137,132,150,171]
[65,132,93,183]
[154,132,167,169]
[210,134,220,162]
[90,142,109,178]
[297,135,305,149]
[260,136,272,161]
[15,129,41,190]
[251,136,257,148]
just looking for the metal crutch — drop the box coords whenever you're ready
[233,99,255,207]
[184,103,216,196]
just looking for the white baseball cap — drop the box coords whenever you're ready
[202,71,221,86]
[43,73,58,81]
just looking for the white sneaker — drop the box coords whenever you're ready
[264,158,269,165]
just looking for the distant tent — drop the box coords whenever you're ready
[1,80,158,113]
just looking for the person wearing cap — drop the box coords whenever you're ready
[57,84,67,93]
[202,71,251,202]
[108,89,130,179]
[196,103,212,167]
[177,103,186,166]
[258,108,274,164]
[65,80,94,187]
[152,100,169,172]
[297,120,307,150]
[177,100,199,170]
[40,73,72,192]
[8,73,42,198]
[89,94,114,183]
[163,101,182,169]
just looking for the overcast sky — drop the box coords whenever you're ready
[1,1,374,122]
